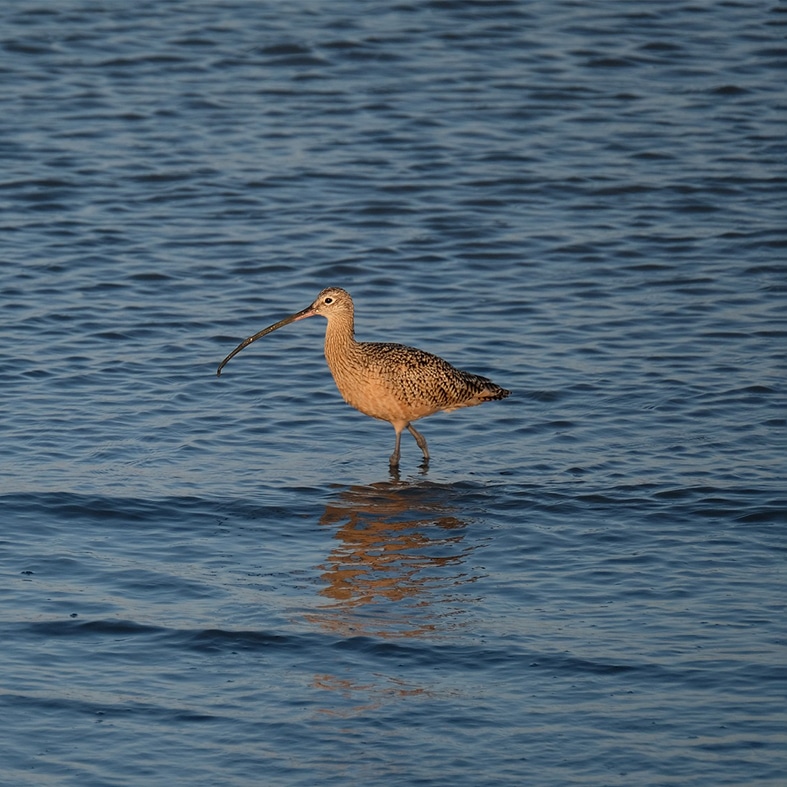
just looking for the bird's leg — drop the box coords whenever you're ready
[407,424,429,465]
[389,426,403,468]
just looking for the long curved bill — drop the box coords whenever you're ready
[216,305,315,376]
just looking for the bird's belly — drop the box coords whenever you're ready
[330,367,439,425]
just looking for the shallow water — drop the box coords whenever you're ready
[1,1,785,785]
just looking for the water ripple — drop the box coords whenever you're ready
[1,1,785,784]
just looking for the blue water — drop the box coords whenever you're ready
[1,1,785,785]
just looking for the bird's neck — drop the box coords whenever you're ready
[323,311,357,367]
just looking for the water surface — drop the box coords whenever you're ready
[1,1,785,785]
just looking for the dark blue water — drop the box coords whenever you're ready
[1,1,785,785]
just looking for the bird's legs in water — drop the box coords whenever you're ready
[408,424,429,465]
[389,427,403,468]
[389,423,430,469]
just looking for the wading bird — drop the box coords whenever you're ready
[217,287,510,468]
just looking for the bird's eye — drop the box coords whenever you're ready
[324,297,333,304]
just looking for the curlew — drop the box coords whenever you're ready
[217,287,510,468]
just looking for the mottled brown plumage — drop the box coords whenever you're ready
[217,287,510,467]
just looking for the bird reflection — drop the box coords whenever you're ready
[305,480,481,640]
[311,673,431,718]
